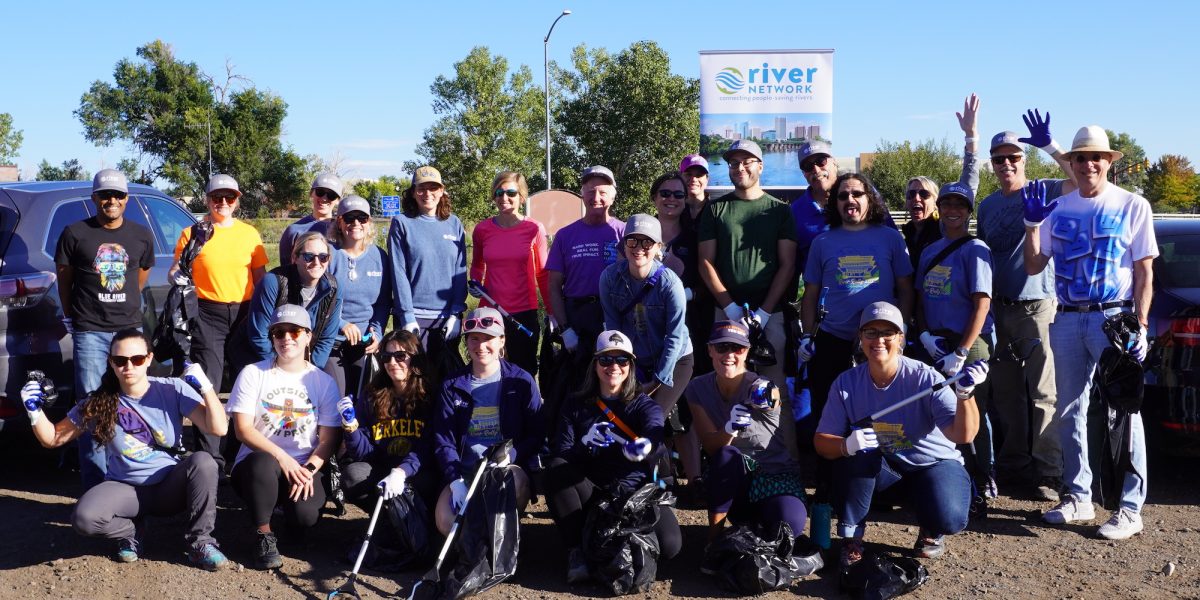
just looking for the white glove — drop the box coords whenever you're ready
[561,327,580,352]
[403,322,420,334]
[622,437,653,462]
[171,271,191,286]
[583,422,616,449]
[844,428,879,455]
[61,317,74,335]
[20,380,45,426]
[546,315,559,333]
[1131,325,1149,362]
[684,288,695,301]
[449,478,468,512]
[181,361,213,393]
[955,360,991,400]
[797,335,816,363]
[724,403,753,435]
[919,332,949,360]
[753,308,771,328]
[723,302,743,322]
[936,351,967,377]
[336,395,359,433]
[378,468,406,500]
[442,315,461,340]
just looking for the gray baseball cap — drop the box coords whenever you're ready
[464,307,505,337]
[990,131,1024,154]
[723,139,763,161]
[336,194,372,217]
[205,174,241,195]
[311,172,343,197]
[271,304,312,329]
[580,165,616,187]
[92,169,128,194]
[798,140,833,168]
[624,213,662,244]
[858,301,905,333]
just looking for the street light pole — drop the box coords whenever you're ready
[544,9,571,192]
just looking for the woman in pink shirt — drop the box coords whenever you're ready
[469,171,551,375]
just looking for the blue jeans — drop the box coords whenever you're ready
[73,330,116,492]
[832,451,971,539]
[1049,310,1148,512]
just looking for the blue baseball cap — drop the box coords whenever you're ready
[937,182,975,211]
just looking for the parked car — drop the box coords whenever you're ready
[1145,218,1200,456]
[0,181,196,432]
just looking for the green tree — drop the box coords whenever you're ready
[0,113,22,164]
[975,145,1064,200]
[353,175,410,213]
[35,158,89,181]
[1145,154,1198,212]
[1106,130,1149,193]
[556,41,699,218]
[863,139,963,210]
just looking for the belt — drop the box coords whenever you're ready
[567,295,600,306]
[996,297,1041,307]
[1057,300,1132,313]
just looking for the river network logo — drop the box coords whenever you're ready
[715,67,745,95]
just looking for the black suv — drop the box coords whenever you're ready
[0,181,196,431]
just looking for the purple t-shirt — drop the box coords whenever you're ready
[546,217,625,298]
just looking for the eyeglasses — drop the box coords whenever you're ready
[712,342,748,354]
[341,213,370,224]
[624,237,656,250]
[300,252,330,264]
[1072,153,1107,164]
[596,354,632,367]
[801,156,830,173]
[991,154,1023,165]
[906,189,933,200]
[208,193,238,204]
[837,190,869,201]
[270,326,308,340]
[465,316,500,330]
[493,188,520,198]
[860,328,901,340]
[380,350,412,364]
[313,189,339,201]
[109,354,149,368]
[727,159,761,169]
[657,189,686,199]
[96,190,128,201]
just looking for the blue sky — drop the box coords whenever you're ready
[6,0,1197,182]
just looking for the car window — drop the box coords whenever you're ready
[1155,235,1200,288]
[122,196,154,235]
[141,195,195,256]
[42,199,92,258]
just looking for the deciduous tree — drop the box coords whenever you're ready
[0,113,22,164]
[35,159,89,181]
[1146,154,1198,212]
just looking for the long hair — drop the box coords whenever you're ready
[367,330,432,420]
[491,171,529,208]
[567,353,639,407]
[825,172,889,228]
[402,182,452,220]
[649,172,685,201]
[80,329,151,445]
[905,175,939,219]
[328,213,376,249]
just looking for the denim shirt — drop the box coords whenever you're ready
[599,260,693,387]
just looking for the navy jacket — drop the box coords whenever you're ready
[550,392,664,493]
[342,393,430,478]
[244,265,342,367]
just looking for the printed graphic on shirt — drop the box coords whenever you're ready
[1050,211,1127,303]
[94,242,129,300]
[923,265,952,299]
[258,385,315,440]
[371,417,424,457]
[873,421,913,454]
[468,406,500,441]
[120,433,159,461]
[836,255,880,293]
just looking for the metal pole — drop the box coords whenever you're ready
[206,116,213,179]
[544,9,571,194]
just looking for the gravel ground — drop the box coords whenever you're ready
[1,433,1197,600]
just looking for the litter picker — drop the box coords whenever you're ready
[327,494,387,599]
[467,280,533,337]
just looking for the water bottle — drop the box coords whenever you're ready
[811,502,832,549]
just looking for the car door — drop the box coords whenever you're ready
[129,194,197,337]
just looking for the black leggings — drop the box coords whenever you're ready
[232,451,327,531]
[543,457,681,558]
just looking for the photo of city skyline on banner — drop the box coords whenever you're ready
[699,49,833,187]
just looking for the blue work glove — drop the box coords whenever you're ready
[583,422,617,449]
[449,478,468,512]
[1022,180,1058,228]
[1018,109,1055,149]
[20,380,45,426]
[622,437,653,462]
[936,350,968,377]
[844,428,878,455]
[1130,325,1149,362]
[336,395,358,433]
[919,331,950,360]
[723,303,743,322]
[182,361,213,394]
[724,403,753,435]
[955,360,991,400]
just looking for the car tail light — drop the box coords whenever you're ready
[0,271,56,310]
[1169,316,1200,347]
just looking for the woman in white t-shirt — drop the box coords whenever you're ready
[228,304,341,570]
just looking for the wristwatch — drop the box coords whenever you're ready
[954,346,969,358]
[303,463,317,473]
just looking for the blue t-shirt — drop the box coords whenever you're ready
[816,357,961,467]
[917,237,994,336]
[387,213,468,324]
[329,245,392,337]
[463,370,503,464]
[68,377,202,485]
[975,180,1063,301]
[790,189,829,279]
[804,225,913,340]
[279,216,334,266]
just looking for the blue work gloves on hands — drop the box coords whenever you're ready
[844,428,879,455]
[182,361,213,394]
[622,437,653,462]
[20,380,45,426]
[449,478,468,512]
[583,422,617,449]
[1131,325,1149,362]
[724,403,753,435]
[797,335,816,364]
[1018,109,1056,149]
[919,332,950,360]
[954,360,991,400]
[1022,180,1058,228]
[336,395,358,433]
[936,351,968,377]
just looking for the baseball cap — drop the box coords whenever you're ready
[311,172,343,197]
[936,182,975,210]
[595,330,635,357]
[580,165,616,187]
[858,301,905,333]
[679,154,709,175]
[798,140,833,168]
[990,131,1024,154]
[708,320,751,347]
[413,166,443,187]
[723,140,763,162]
[624,213,662,244]
[271,304,312,330]
[464,307,505,337]
[205,174,241,195]
[336,194,372,217]
[92,169,128,194]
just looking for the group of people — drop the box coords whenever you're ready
[20,92,1155,589]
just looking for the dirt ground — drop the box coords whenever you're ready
[1,433,1197,600]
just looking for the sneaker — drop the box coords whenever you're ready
[968,494,988,521]
[913,531,945,559]
[1034,477,1062,502]
[839,537,864,568]
[1097,508,1143,540]
[255,531,283,570]
[983,473,999,499]
[1043,494,1096,524]
[565,546,589,584]
[114,538,140,563]
[187,543,229,571]
[700,544,722,576]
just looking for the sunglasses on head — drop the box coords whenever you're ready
[341,212,370,224]
[712,342,748,354]
[208,193,238,204]
[837,190,869,201]
[270,326,308,340]
[802,155,830,173]
[493,188,520,198]
[624,237,656,250]
[381,350,413,364]
[465,316,500,330]
[991,154,1023,165]
[906,189,933,200]
[300,252,330,264]
[596,354,632,367]
[657,189,686,199]
[109,354,149,368]
[313,189,339,201]
[96,190,128,201]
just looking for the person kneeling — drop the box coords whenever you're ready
[22,329,229,570]
[814,302,986,567]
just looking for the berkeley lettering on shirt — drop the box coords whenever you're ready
[371,416,425,456]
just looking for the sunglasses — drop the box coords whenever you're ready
[712,342,748,354]
[380,350,413,364]
[906,189,933,200]
[96,190,128,201]
[109,354,150,368]
[727,159,761,169]
[991,154,1023,165]
[801,155,830,173]
[313,189,339,201]
[837,190,869,201]
[300,252,330,264]
[657,189,686,199]
[596,354,632,367]
[465,316,500,330]
[208,193,238,204]
[493,188,520,198]
[861,328,901,340]
[341,213,370,224]
[1072,153,1107,164]
[624,237,656,250]
[270,326,308,340]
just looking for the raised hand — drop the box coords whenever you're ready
[182,361,214,394]
[844,428,879,455]
[1022,180,1058,227]
[956,93,980,136]
[1018,109,1054,149]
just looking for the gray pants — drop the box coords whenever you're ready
[72,452,220,549]
[990,298,1060,479]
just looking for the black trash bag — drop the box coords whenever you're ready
[1097,346,1145,413]
[324,455,347,517]
[351,484,434,572]
[427,325,468,387]
[439,465,520,599]
[839,553,929,600]
[152,221,213,363]
[746,319,777,368]
[704,522,813,594]
[582,483,670,596]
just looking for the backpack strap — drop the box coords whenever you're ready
[920,235,975,281]
[618,264,667,314]
[595,398,639,440]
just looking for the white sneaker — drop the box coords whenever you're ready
[1042,494,1096,524]
[1097,508,1143,540]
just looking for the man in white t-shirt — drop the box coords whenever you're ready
[1022,125,1156,541]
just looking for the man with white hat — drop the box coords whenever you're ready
[279,172,342,266]
[1023,124,1156,540]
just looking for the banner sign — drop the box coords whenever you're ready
[699,49,834,187]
